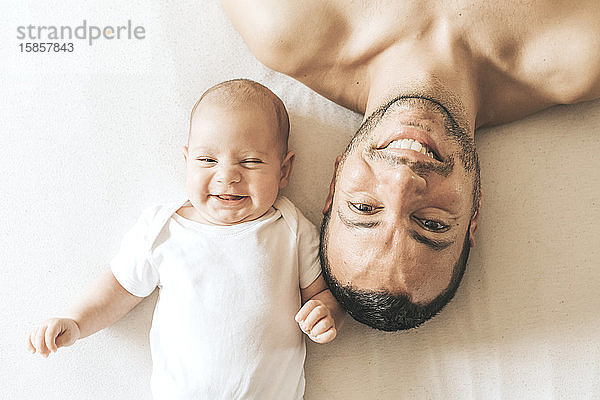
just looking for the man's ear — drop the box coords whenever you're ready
[278,150,296,189]
[182,146,189,162]
[323,155,342,214]
[469,192,483,247]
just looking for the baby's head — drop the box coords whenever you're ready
[183,79,295,225]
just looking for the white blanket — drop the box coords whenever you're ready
[4,1,599,399]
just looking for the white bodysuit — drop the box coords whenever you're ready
[110,195,321,399]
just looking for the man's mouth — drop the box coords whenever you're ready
[379,138,441,161]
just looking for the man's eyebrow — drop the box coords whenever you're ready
[337,209,381,229]
[409,230,454,251]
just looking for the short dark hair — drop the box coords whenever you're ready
[319,209,472,331]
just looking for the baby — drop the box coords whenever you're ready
[27,79,344,399]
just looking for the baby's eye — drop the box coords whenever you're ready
[241,159,263,166]
[416,218,449,232]
[196,157,217,165]
[348,202,379,214]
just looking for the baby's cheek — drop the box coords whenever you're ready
[253,182,279,206]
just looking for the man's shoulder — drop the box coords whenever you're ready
[222,0,347,73]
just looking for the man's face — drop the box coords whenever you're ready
[325,97,480,304]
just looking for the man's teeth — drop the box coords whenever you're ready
[385,138,436,159]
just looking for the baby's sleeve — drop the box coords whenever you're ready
[296,211,323,289]
[110,206,161,297]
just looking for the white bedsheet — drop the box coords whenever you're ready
[3,1,599,399]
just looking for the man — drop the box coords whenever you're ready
[221,0,600,330]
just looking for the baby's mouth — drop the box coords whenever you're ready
[213,194,247,201]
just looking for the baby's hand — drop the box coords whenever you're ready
[27,318,80,358]
[295,299,337,344]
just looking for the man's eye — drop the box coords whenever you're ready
[418,218,449,232]
[349,202,378,214]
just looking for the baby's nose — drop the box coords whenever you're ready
[215,165,242,184]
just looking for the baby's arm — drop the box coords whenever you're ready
[296,275,345,344]
[27,270,143,357]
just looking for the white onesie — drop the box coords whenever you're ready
[110,195,321,399]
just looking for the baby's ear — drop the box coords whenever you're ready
[182,146,189,162]
[278,150,296,189]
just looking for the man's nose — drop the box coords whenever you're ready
[385,164,426,195]
[215,164,242,185]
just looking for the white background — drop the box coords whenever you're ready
[2,1,600,399]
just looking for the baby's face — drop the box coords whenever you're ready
[183,101,292,225]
